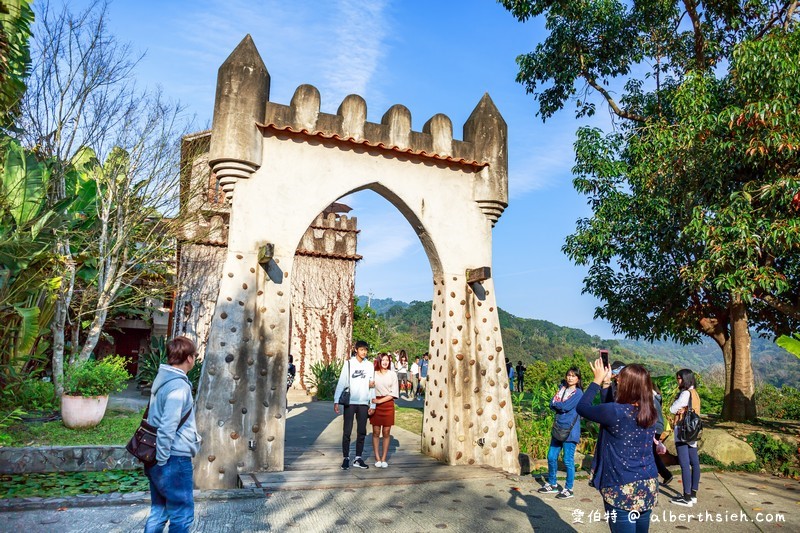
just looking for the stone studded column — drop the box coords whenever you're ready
[422,274,519,474]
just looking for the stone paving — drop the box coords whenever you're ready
[1,391,798,532]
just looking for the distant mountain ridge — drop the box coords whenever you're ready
[357,295,800,387]
[356,295,409,315]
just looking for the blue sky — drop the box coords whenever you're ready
[82,0,618,337]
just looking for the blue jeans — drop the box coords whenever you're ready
[144,456,194,533]
[675,441,700,495]
[603,502,651,533]
[546,438,576,490]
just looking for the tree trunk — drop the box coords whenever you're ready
[51,251,75,399]
[77,294,110,362]
[721,295,757,422]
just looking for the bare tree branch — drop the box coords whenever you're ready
[583,75,646,123]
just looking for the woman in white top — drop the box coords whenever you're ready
[669,368,701,507]
[395,350,410,399]
[371,353,399,467]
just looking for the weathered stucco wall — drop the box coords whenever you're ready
[290,254,355,389]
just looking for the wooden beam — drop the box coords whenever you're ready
[258,243,274,266]
[466,266,491,284]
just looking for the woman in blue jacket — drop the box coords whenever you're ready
[578,359,658,533]
[538,367,583,499]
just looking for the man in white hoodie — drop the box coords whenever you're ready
[334,340,375,470]
[144,336,201,533]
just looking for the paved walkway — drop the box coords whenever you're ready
[2,391,798,532]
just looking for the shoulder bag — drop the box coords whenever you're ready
[551,414,579,442]
[126,398,192,467]
[338,360,351,406]
[675,390,703,442]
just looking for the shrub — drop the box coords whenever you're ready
[63,356,130,397]
[136,336,166,385]
[745,432,796,469]
[16,379,58,411]
[757,384,800,420]
[308,359,344,401]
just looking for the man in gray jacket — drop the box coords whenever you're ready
[144,336,201,533]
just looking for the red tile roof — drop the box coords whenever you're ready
[256,123,488,169]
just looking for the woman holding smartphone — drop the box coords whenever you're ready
[578,359,658,533]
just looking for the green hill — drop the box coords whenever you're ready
[359,296,800,386]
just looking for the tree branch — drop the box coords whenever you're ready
[682,0,706,70]
[756,291,800,320]
[786,1,798,30]
[583,75,646,123]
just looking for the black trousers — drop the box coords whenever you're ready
[653,442,672,479]
[342,404,369,458]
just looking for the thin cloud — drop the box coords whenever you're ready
[325,0,390,107]
[171,0,390,113]
[508,128,576,198]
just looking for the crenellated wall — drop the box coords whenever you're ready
[193,34,517,489]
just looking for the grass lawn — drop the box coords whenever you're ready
[5,408,143,447]
[395,406,423,435]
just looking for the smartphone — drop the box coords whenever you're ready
[599,349,609,369]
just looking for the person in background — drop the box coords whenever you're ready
[538,367,583,500]
[287,354,296,391]
[144,336,202,533]
[395,350,410,400]
[417,353,429,399]
[670,369,701,507]
[651,381,673,485]
[371,353,399,467]
[578,360,658,533]
[507,358,516,386]
[410,356,420,401]
[515,360,526,392]
[333,340,376,470]
[602,360,625,402]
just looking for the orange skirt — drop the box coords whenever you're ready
[371,396,395,427]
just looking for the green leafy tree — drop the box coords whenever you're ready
[500,0,800,421]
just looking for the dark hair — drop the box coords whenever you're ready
[676,369,696,391]
[399,350,407,362]
[616,364,657,428]
[565,366,583,391]
[375,353,391,371]
[354,340,369,350]
[610,360,625,371]
[167,336,196,366]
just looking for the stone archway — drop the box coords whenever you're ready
[192,35,519,489]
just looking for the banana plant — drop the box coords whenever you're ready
[776,334,800,360]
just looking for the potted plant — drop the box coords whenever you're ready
[61,355,130,428]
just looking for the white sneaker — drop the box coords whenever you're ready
[375,461,382,468]
[381,461,388,468]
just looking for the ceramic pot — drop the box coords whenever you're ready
[61,394,109,428]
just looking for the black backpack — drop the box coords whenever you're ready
[675,391,703,442]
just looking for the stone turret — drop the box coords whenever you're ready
[463,93,508,226]
[208,35,270,200]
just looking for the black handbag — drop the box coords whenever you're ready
[551,414,579,442]
[126,400,192,467]
[339,360,351,406]
[675,390,703,442]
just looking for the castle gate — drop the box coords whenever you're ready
[193,35,520,489]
